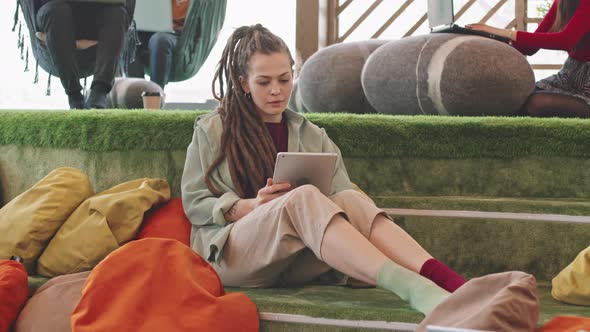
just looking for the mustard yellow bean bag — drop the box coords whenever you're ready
[37,178,170,277]
[552,246,590,306]
[0,168,93,273]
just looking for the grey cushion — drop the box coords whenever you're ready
[288,80,310,113]
[298,40,388,113]
[107,78,165,109]
[361,34,535,116]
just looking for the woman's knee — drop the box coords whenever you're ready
[105,6,128,25]
[288,184,325,200]
[36,1,73,28]
[148,32,177,53]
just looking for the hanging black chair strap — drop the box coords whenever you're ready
[34,60,39,84]
[46,73,51,96]
[12,0,20,32]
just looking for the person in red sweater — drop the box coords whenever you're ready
[467,0,590,118]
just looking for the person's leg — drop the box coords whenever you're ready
[521,91,590,118]
[369,216,466,292]
[147,32,178,89]
[320,213,449,315]
[36,1,84,109]
[212,185,344,288]
[87,4,128,108]
[330,190,466,292]
[125,32,152,79]
[281,186,449,314]
[214,185,448,315]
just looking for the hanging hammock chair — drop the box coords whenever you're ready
[13,0,136,93]
[12,0,226,92]
[127,0,227,83]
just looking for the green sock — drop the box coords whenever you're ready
[376,260,449,315]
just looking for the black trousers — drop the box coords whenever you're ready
[36,1,128,95]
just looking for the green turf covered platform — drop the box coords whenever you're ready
[27,275,589,331]
[4,110,590,330]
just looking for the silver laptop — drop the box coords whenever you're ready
[134,0,174,32]
[427,0,510,43]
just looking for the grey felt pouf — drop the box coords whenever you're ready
[288,80,310,113]
[298,40,389,113]
[361,34,535,116]
[107,78,165,109]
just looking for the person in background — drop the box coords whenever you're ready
[467,0,590,118]
[181,24,467,316]
[126,0,190,89]
[34,0,130,109]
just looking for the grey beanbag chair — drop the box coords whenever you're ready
[298,40,389,113]
[362,34,535,116]
[107,78,165,109]
[288,80,310,113]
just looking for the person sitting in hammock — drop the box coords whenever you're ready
[181,24,467,316]
[126,0,190,89]
[34,0,129,109]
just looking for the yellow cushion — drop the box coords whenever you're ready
[37,178,171,277]
[0,168,93,274]
[551,245,590,306]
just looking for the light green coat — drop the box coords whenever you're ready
[181,109,354,263]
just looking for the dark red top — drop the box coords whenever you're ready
[265,115,288,153]
[512,0,590,61]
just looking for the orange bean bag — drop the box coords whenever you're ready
[0,260,28,332]
[71,238,259,332]
[538,315,590,331]
[137,198,191,246]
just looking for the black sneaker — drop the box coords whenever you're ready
[86,88,108,109]
[68,92,86,110]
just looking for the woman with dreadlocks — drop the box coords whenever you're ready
[467,0,590,117]
[181,24,466,315]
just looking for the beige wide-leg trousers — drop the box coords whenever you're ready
[213,185,388,288]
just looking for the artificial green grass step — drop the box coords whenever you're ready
[238,283,589,329]
[373,195,590,216]
[27,275,588,330]
[3,110,590,202]
[25,212,587,291]
[2,110,590,158]
[392,215,589,281]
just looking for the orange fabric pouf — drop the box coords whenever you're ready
[0,260,28,332]
[538,315,590,331]
[71,238,259,332]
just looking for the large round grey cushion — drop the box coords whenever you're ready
[362,34,535,116]
[107,78,165,109]
[298,40,389,113]
[288,80,310,113]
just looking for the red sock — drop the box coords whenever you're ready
[419,258,466,292]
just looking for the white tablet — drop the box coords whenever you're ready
[134,0,174,33]
[272,152,338,195]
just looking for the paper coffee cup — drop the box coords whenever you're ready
[141,91,161,110]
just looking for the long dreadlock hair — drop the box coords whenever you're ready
[206,24,295,199]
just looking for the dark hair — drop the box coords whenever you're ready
[206,24,295,198]
[550,0,580,33]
